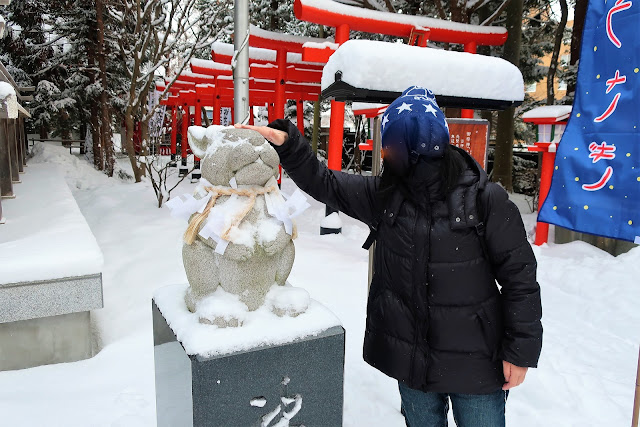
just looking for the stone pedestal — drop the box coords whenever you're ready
[153,289,345,427]
[0,273,103,371]
[555,226,637,256]
[0,311,93,371]
[0,164,104,371]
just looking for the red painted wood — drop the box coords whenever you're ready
[302,45,334,63]
[328,100,345,171]
[293,0,507,46]
[275,50,287,120]
[297,100,305,133]
[181,106,189,158]
[170,107,177,155]
[534,150,557,245]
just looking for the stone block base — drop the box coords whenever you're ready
[153,301,345,427]
[0,311,93,371]
[555,226,637,256]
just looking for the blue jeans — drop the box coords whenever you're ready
[399,383,508,427]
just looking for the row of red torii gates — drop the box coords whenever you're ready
[157,0,509,179]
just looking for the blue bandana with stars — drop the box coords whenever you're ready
[381,86,450,171]
[538,0,639,243]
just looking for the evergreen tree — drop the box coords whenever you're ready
[0,0,67,138]
[42,0,124,172]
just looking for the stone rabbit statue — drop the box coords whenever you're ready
[170,126,308,327]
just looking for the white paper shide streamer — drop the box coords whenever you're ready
[166,177,309,255]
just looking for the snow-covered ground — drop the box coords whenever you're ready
[0,142,638,426]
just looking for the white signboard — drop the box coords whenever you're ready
[221,107,232,126]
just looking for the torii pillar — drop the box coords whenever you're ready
[179,104,190,177]
[170,105,178,166]
[192,92,202,181]
[460,42,477,119]
[322,24,350,235]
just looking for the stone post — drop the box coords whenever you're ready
[18,117,27,166]
[7,120,19,182]
[0,120,14,198]
[11,120,23,174]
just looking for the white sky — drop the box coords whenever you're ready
[551,0,576,22]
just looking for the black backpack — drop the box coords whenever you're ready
[362,188,491,263]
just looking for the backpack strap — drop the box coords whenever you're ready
[362,223,379,250]
[362,189,404,250]
[475,188,492,266]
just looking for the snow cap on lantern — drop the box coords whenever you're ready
[381,86,449,172]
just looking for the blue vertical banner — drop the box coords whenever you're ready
[539,0,640,243]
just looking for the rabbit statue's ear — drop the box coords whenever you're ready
[187,126,209,158]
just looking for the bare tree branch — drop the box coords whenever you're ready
[433,0,448,20]
[481,0,512,26]
[547,0,568,105]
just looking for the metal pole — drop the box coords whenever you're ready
[233,0,249,123]
[367,116,382,289]
[632,347,640,427]
[372,116,382,176]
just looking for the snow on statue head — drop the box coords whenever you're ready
[167,125,311,327]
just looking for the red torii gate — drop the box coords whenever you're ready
[247,26,329,121]
[159,5,510,185]
[157,48,324,179]
[292,0,510,173]
[210,40,325,125]
[187,56,322,130]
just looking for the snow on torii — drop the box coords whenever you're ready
[210,41,324,69]
[294,0,508,46]
[321,40,524,109]
[292,0,514,178]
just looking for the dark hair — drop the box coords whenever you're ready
[375,144,466,206]
[440,145,466,195]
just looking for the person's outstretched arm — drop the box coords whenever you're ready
[235,120,379,227]
[482,183,543,390]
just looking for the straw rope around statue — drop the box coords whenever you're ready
[183,185,298,246]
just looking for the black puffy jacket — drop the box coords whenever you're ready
[269,120,542,394]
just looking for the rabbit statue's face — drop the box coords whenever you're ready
[188,127,280,187]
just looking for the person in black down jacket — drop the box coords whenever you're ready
[236,86,542,427]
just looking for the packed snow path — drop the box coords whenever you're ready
[0,142,638,426]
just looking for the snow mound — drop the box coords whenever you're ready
[196,287,249,325]
[265,285,311,317]
[0,81,18,118]
[522,105,572,121]
[189,58,232,72]
[30,142,122,191]
[0,162,103,284]
[153,284,341,357]
[320,212,342,229]
[322,40,524,102]
[250,24,334,45]
[0,81,16,98]
[187,125,246,158]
